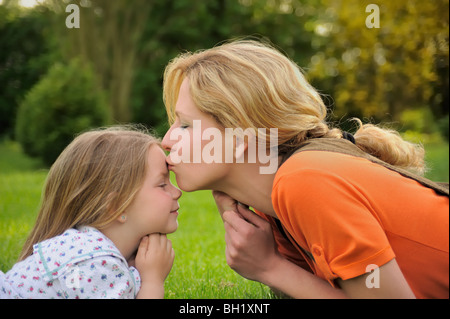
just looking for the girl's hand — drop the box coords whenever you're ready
[135,233,174,299]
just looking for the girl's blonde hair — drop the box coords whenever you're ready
[19,126,159,261]
[163,39,425,174]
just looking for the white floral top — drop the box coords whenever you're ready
[0,226,141,299]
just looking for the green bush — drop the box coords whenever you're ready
[15,58,109,166]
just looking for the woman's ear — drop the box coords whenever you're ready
[234,136,248,161]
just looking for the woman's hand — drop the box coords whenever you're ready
[135,233,174,299]
[213,191,281,283]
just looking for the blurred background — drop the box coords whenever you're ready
[0,0,448,170]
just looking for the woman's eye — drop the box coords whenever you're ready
[180,124,189,129]
[159,183,167,188]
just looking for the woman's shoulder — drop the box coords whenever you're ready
[275,150,380,183]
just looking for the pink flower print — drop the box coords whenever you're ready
[101,260,107,266]
[33,276,40,280]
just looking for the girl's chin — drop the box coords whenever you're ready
[165,221,179,234]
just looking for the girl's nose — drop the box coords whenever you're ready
[172,184,182,200]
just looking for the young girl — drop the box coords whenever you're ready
[1,126,181,299]
[161,39,449,298]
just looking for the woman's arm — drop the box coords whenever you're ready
[221,206,346,298]
[337,259,415,299]
[215,192,415,299]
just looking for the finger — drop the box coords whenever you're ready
[223,219,238,239]
[223,210,253,232]
[236,204,268,229]
[137,236,149,257]
[212,191,238,219]
[147,232,162,249]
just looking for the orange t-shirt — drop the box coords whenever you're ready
[267,150,449,299]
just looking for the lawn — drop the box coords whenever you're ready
[0,139,448,298]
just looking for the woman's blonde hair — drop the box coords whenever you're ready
[19,126,159,261]
[163,39,425,174]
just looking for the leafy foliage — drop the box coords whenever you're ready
[15,58,109,165]
[306,0,449,126]
[0,4,53,136]
[1,0,449,156]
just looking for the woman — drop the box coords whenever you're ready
[161,39,449,298]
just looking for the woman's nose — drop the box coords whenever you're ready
[161,127,174,152]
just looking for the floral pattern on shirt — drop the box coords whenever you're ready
[0,226,141,299]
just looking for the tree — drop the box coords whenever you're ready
[0,2,52,136]
[49,0,152,124]
[306,0,449,126]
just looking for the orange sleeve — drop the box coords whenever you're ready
[272,168,395,282]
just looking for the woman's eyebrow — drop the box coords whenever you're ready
[175,111,190,120]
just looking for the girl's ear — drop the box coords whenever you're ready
[117,214,127,223]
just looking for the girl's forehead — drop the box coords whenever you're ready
[147,145,169,176]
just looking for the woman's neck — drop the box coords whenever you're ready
[212,160,279,218]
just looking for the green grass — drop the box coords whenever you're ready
[0,139,448,298]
